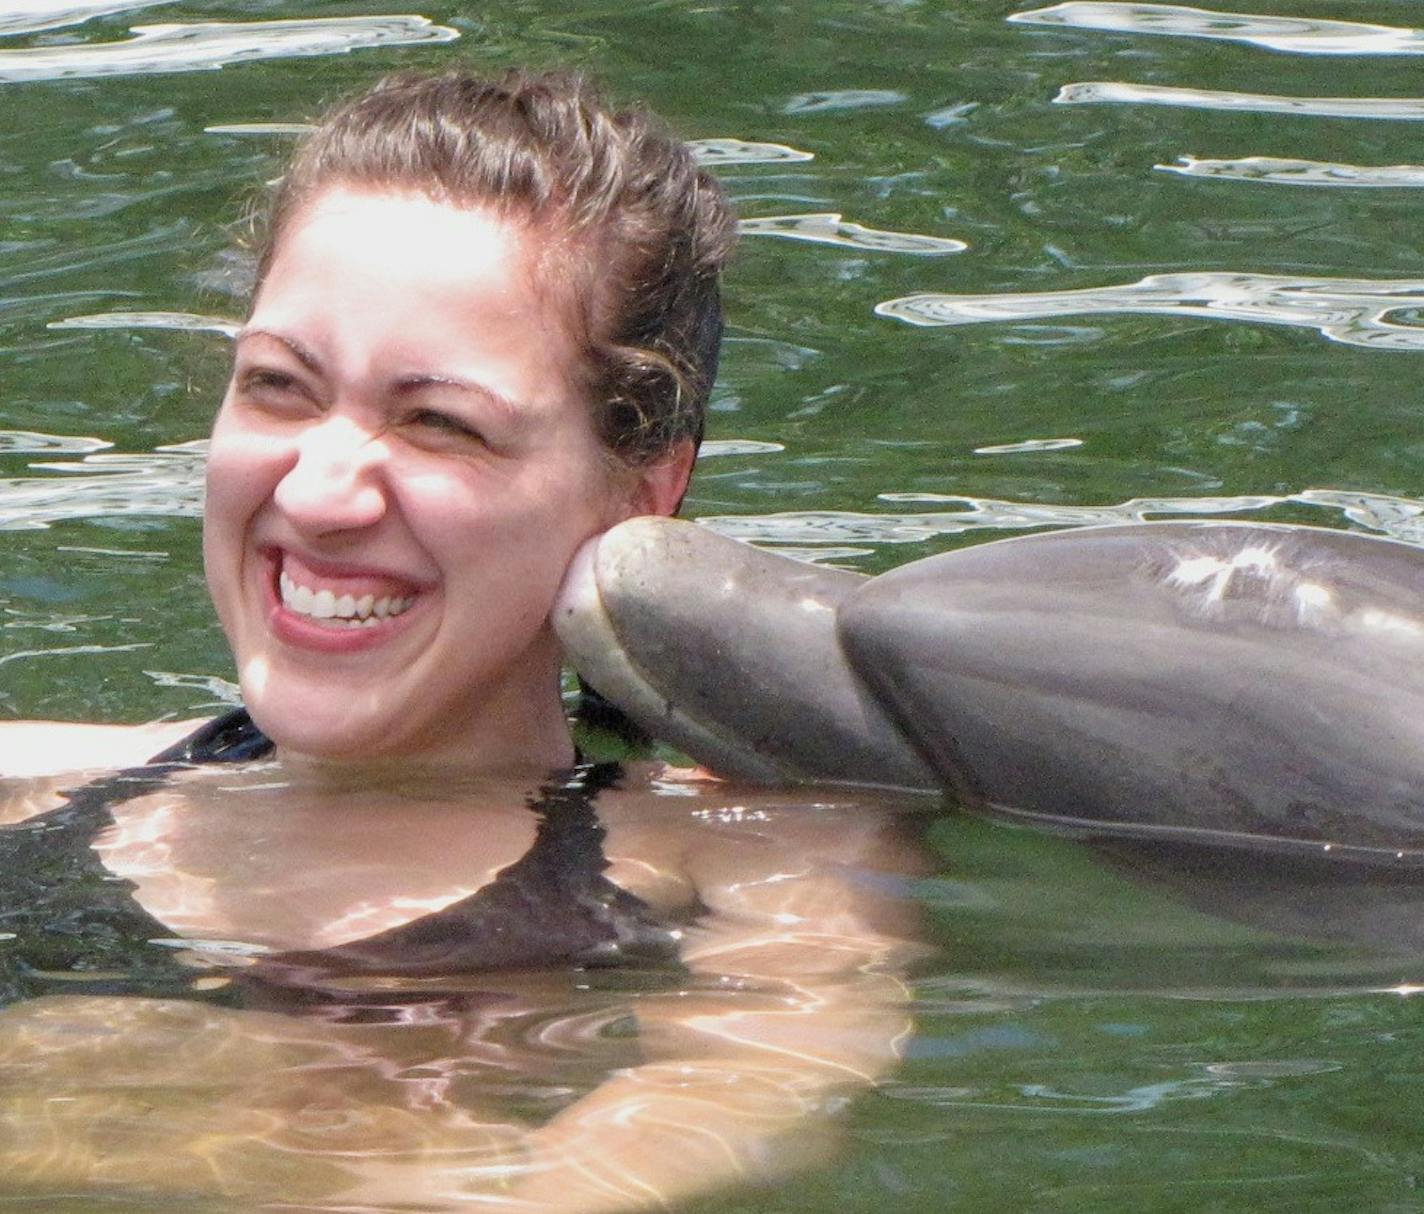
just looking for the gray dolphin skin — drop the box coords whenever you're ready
[555,516,936,786]
[554,516,1424,860]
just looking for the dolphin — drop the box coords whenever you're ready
[555,516,936,787]
[554,516,1424,860]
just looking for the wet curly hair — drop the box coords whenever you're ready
[253,69,737,464]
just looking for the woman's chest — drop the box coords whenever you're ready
[95,789,541,953]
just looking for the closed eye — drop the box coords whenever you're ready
[406,409,483,442]
[236,366,315,410]
[243,369,299,393]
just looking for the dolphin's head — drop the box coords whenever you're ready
[553,516,937,787]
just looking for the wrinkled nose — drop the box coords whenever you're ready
[272,414,388,535]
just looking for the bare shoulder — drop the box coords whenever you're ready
[0,718,206,780]
[599,764,931,911]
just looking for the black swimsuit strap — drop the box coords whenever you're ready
[0,710,676,1011]
[0,709,274,1000]
[264,758,677,980]
[147,707,276,764]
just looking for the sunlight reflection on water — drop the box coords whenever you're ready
[1054,81,1424,121]
[1156,156,1424,188]
[877,272,1424,351]
[694,489,1424,551]
[0,449,203,531]
[739,213,966,255]
[0,431,112,455]
[49,311,240,337]
[783,90,907,114]
[973,438,1083,455]
[0,0,171,36]
[1010,3,1424,56]
[0,15,458,84]
[9,438,1424,553]
[697,494,1289,547]
[204,125,817,168]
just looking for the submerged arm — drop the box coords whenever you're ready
[499,825,920,1212]
[336,804,922,1213]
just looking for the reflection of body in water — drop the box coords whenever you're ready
[0,711,925,1211]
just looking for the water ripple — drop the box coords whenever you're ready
[1204,1059,1340,1079]
[204,126,817,168]
[723,335,821,372]
[688,138,815,166]
[698,493,1285,545]
[1293,488,1424,544]
[0,449,202,531]
[1156,155,1424,188]
[8,450,1424,551]
[0,15,458,85]
[0,641,151,669]
[1055,81,1424,121]
[143,670,242,704]
[1010,4,1424,56]
[698,439,787,457]
[204,122,314,137]
[29,446,204,474]
[925,101,980,129]
[759,545,875,565]
[876,272,1424,351]
[4,221,189,291]
[700,487,1424,550]
[783,89,907,115]
[887,1056,1339,1114]
[48,310,240,337]
[0,0,168,37]
[973,437,1083,454]
[739,213,966,255]
[0,431,112,455]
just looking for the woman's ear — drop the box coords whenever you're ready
[624,440,697,518]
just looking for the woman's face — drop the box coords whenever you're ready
[204,187,648,768]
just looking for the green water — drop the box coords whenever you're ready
[5,0,1424,1209]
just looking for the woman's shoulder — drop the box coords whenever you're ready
[0,717,212,826]
[0,718,209,780]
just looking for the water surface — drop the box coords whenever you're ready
[4,1,1424,1209]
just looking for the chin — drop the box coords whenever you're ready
[240,670,410,762]
[250,708,391,762]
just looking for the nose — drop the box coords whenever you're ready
[272,413,389,536]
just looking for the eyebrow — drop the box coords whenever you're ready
[235,331,532,431]
[233,327,324,375]
[394,374,527,429]
[395,372,524,415]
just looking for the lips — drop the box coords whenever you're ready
[279,569,415,627]
[266,548,429,646]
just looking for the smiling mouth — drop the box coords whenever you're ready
[278,568,417,629]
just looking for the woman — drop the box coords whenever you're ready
[0,71,921,1210]
[8,68,731,777]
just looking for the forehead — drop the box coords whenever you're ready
[264,187,540,304]
[253,186,590,391]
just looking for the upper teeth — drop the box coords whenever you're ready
[280,570,415,625]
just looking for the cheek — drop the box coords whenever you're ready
[204,410,286,517]
[202,413,284,583]
[202,441,249,611]
[203,437,251,549]
[408,469,609,593]
[543,446,637,533]
[528,463,628,551]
